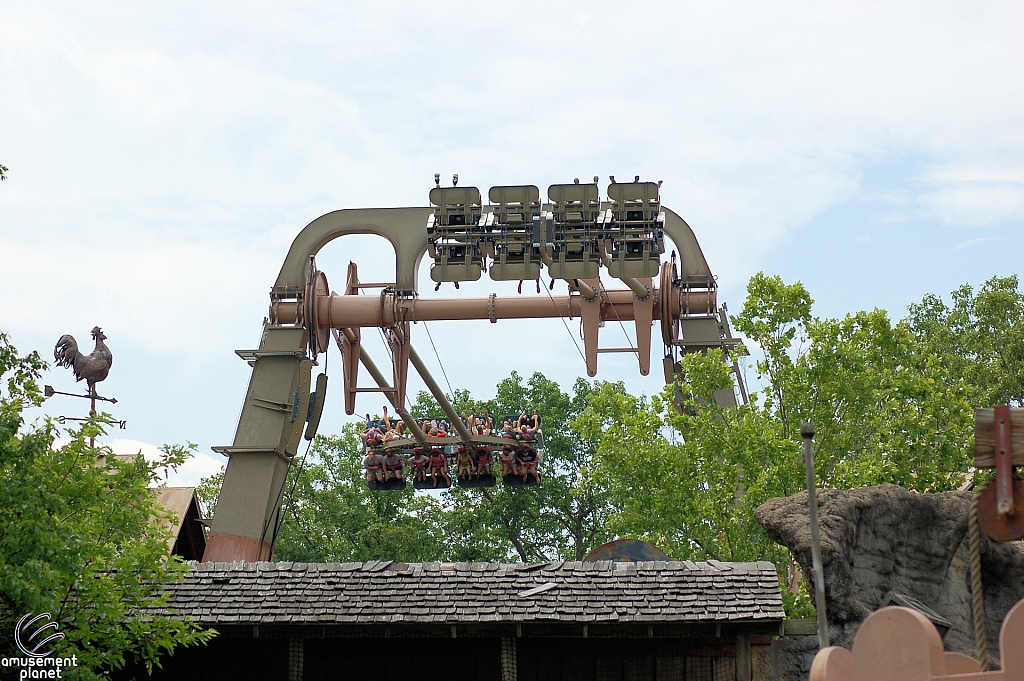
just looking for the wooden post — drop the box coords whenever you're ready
[737,633,752,681]
[288,637,303,681]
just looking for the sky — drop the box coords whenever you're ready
[1,0,1021,487]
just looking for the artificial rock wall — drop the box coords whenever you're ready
[755,484,1024,679]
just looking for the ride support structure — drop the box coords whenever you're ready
[203,180,744,563]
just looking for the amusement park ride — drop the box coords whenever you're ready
[202,176,742,563]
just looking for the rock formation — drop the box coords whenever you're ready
[756,484,1024,677]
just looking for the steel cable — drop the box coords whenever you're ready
[422,321,454,399]
[544,280,587,363]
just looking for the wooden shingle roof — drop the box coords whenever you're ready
[159,560,784,625]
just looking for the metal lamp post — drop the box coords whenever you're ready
[801,421,830,649]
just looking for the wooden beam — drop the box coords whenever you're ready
[974,408,1024,467]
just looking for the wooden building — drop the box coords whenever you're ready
[153,486,207,561]
[116,559,784,681]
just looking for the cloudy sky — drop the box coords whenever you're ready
[1,0,1021,486]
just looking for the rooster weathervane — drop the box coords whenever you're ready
[46,326,124,447]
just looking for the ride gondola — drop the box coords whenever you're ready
[362,414,544,491]
[364,447,408,491]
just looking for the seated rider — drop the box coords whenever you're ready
[361,422,383,447]
[475,445,492,476]
[362,449,384,483]
[516,443,541,484]
[455,446,474,480]
[382,447,405,481]
[428,446,451,487]
[499,444,518,477]
[425,417,448,437]
[408,447,429,482]
[380,406,404,443]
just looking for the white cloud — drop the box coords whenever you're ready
[103,438,224,488]
[47,436,223,488]
[952,237,1007,252]
[2,0,1022,450]
[917,167,1024,227]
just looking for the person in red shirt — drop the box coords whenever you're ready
[475,445,492,476]
[428,447,450,487]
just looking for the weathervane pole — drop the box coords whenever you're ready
[89,388,97,448]
[801,421,830,649]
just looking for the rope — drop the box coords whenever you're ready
[968,482,989,671]
[544,280,586,363]
[422,321,454,398]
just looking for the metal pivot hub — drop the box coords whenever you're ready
[305,262,331,357]
[660,257,680,347]
[976,476,1024,542]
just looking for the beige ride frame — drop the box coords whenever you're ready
[203,204,733,563]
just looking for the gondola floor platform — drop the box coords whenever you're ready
[456,474,496,488]
[367,478,407,491]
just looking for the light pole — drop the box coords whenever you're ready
[801,421,830,649]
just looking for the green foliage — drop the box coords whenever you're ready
[196,467,223,519]
[780,576,816,619]
[908,275,1024,408]
[733,273,975,493]
[578,273,1007,616]
[429,371,613,562]
[198,273,1019,620]
[272,426,446,562]
[0,332,214,679]
[577,351,799,578]
[258,371,614,563]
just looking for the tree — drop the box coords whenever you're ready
[0,332,214,679]
[733,273,975,493]
[908,275,1024,408]
[271,426,447,563]
[576,273,998,616]
[412,371,614,562]
[576,353,801,581]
